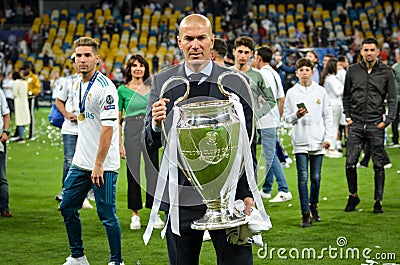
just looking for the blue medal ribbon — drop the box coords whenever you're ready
[79,71,98,114]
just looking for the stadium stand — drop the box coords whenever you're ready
[1,0,399,84]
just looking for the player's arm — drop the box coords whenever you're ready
[92,125,113,187]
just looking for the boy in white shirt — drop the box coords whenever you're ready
[283,58,332,228]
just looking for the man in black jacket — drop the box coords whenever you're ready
[143,14,257,265]
[343,37,397,214]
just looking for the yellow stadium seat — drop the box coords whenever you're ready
[94,9,102,20]
[104,9,111,19]
[67,20,76,35]
[267,4,276,14]
[277,4,285,14]
[259,4,266,18]
[86,12,93,21]
[76,23,85,36]
[296,3,304,14]
[76,10,85,22]
[60,9,68,18]
[112,33,120,43]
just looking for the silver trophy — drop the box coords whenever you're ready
[160,72,251,230]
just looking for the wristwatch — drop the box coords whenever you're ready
[2,129,10,136]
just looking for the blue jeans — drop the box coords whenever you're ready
[260,127,289,193]
[17,126,25,139]
[0,146,8,212]
[295,153,323,213]
[345,120,385,200]
[62,134,78,186]
[60,166,123,263]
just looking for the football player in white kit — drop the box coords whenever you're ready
[59,37,124,265]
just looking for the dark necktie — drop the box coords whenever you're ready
[190,73,207,83]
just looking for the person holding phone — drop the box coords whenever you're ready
[283,58,333,228]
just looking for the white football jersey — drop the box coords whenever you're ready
[57,73,79,135]
[72,71,120,171]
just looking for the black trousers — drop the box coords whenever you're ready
[346,120,385,200]
[124,115,158,210]
[359,140,390,167]
[165,206,253,265]
[28,97,35,138]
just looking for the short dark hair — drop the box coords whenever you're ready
[212,38,227,57]
[338,55,347,62]
[255,46,273,63]
[233,36,255,51]
[362,37,378,47]
[296,58,314,70]
[12,71,21,80]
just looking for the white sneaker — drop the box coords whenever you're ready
[82,198,93,209]
[55,192,62,202]
[154,214,165,229]
[108,262,125,265]
[336,141,343,151]
[325,149,343,158]
[130,215,141,230]
[269,191,292,203]
[259,190,271,199]
[87,189,95,201]
[9,136,19,141]
[63,255,90,265]
[384,163,392,169]
[203,230,211,241]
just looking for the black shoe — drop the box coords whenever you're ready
[310,204,322,222]
[300,211,312,228]
[373,201,383,214]
[1,210,13,218]
[344,195,360,212]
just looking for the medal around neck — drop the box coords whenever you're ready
[79,71,98,122]
[160,73,249,230]
[78,113,85,121]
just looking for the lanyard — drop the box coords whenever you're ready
[79,71,98,113]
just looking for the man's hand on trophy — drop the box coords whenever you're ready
[152,98,170,127]
[244,197,255,216]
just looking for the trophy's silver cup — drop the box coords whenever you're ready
[161,72,250,230]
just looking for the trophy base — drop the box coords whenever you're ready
[191,212,248,230]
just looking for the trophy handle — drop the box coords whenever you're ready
[159,76,190,106]
[160,72,250,104]
[217,71,244,98]
[217,71,255,144]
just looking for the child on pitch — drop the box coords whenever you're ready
[283,58,333,227]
